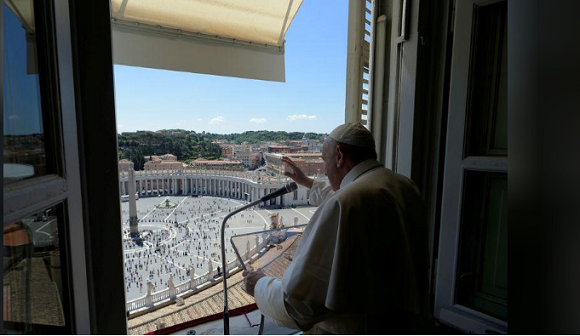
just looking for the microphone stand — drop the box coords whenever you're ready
[221,182,296,334]
[221,198,262,335]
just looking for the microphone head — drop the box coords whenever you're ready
[286,182,298,192]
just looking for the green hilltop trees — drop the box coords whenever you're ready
[118,130,325,170]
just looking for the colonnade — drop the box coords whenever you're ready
[119,171,299,206]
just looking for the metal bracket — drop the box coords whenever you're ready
[395,0,409,44]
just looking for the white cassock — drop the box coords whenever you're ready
[254,159,432,334]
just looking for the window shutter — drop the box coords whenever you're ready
[345,0,375,128]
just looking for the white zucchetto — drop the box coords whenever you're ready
[328,122,375,149]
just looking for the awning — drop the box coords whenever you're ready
[5,0,34,32]
[110,0,303,82]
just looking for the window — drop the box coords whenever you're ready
[3,0,88,333]
[435,0,507,333]
[456,171,507,321]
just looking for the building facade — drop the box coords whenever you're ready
[234,148,262,170]
[144,159,184,171]
[264,153,325,177]
[190,159,244,171]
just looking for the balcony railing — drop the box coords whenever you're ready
[125,235,269,313]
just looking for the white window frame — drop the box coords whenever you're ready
[434,0,508,333]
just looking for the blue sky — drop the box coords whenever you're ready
[114,0,348,135]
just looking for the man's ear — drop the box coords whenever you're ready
[335,144,344,168]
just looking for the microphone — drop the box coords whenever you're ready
[260,182,298,203]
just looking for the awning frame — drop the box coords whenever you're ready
[111,17,285,54]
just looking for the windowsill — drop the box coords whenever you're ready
[439,305,507,334]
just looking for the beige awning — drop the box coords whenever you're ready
[5,0,34,32]
[110,0,303,82]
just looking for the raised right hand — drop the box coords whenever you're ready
[281,156,314,189]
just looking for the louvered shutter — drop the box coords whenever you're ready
[345,0,375,128]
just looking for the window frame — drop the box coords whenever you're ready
[3,0,91,333]
[434,0,508,333]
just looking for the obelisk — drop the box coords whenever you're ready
[128,165,139,237]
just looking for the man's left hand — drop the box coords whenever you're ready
[242,268,266,296]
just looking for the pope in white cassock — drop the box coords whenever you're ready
[243,123,433,334]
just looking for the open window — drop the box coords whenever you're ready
[434,0,508,333]
[3,0,90,332]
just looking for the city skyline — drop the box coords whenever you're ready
[118,128,328,135]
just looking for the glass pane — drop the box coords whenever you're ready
[3,204,69,332]
[3,1,47,184]
[456,171,508,321]
[464,1,507,157]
